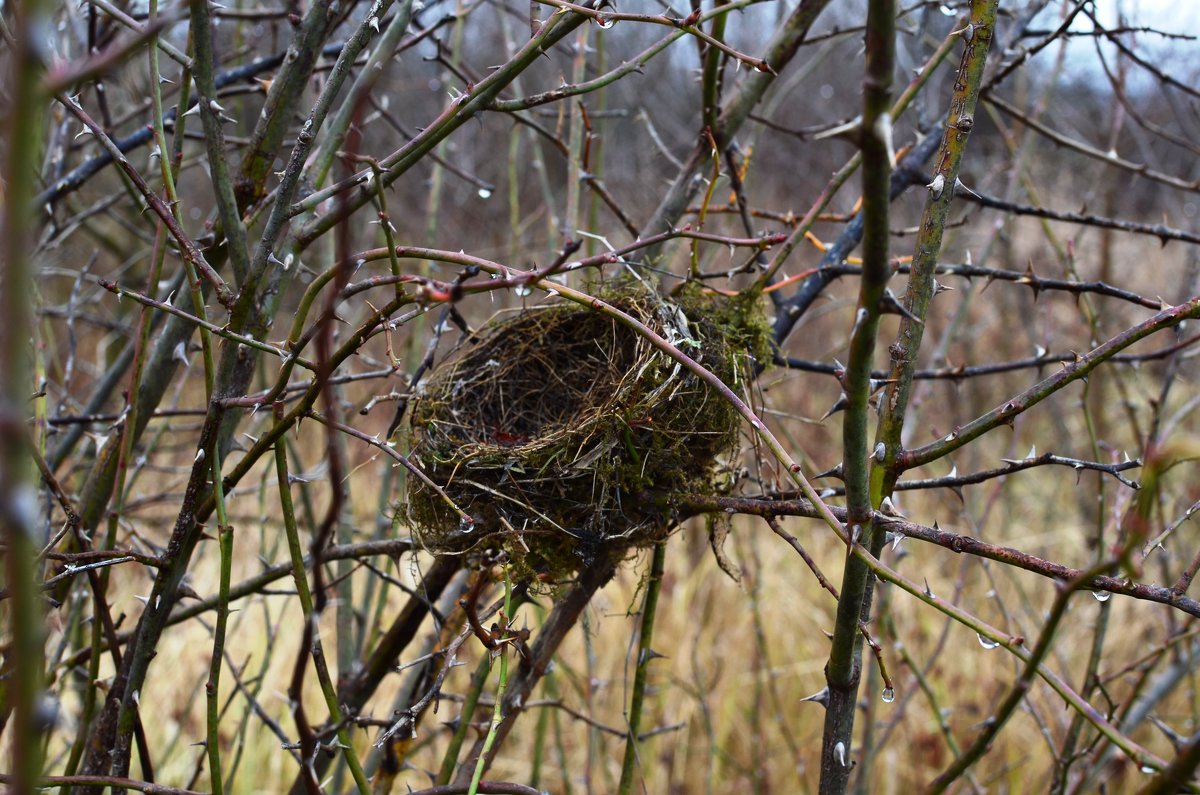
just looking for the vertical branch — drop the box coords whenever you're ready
[453,560,617,786]
[204,448,234,795]
[617,543,667,794]
[563,25,591,239]
[273,404,372,794]
[467,576,515,795]
[834,19,1000,783]
[1,0,49,787]
[236,0,339,204]
[244,0,396,298]
[436,647,494,784]
[186,0,251,285]
[583,24,609,257]
[700,4,727,133]
[309,0,416,188]
[147,0,214,395]
[818,0,894,791]
[872,0,1000,489]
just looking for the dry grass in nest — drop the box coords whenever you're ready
[404,284,769,579]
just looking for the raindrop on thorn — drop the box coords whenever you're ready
[595,13,615,28]
[477,187,493,199]
[882,687,895,703]
[1141,765,1156,774]
[514,284,532,297]
[1093,590,1112,602]
[977,633,1000,650]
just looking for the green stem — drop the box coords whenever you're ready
[310,0,416,187]
[273,406,372,794]
[701,4,728,132]
[819,0,894,789]
[3,0,50,786]
[617,543,667,794]
[873,0,1000,489]
[205,447,233,794]
[563,25,589,238]
[272,408,369,792]
[437,651,494,785]
[468,575,515,795]
[147,7,213,396]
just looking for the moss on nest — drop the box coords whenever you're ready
[404,282,769,580]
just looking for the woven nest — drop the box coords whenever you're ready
[405,284,770,579]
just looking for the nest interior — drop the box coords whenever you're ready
[405,285,770,579]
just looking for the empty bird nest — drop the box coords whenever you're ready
[404,282,771,580]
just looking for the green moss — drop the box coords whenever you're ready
[404,282,769,581]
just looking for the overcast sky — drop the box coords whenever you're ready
[1029,0,1200,91]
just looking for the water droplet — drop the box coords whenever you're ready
[477,187,493,199]
[514,284,532,297]
[1093,590,1112,602]
[1141,765,1156,774]
[595,13,615,28]
[881,687,895,703]
[977,633,1000,650]
[939,4,956,15]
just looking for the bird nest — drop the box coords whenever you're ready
[404,284,770,580]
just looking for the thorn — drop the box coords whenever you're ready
[1018,260,1041,301]
[953,176,981,199]
[639,647,668,665]
[820,394,849,421]
[879,288,922,323]
[800,687,829,707]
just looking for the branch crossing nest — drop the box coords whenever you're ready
[404,283,770,579]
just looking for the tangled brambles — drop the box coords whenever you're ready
[405,283,771,580]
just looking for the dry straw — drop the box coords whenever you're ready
[405,282,771,579]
